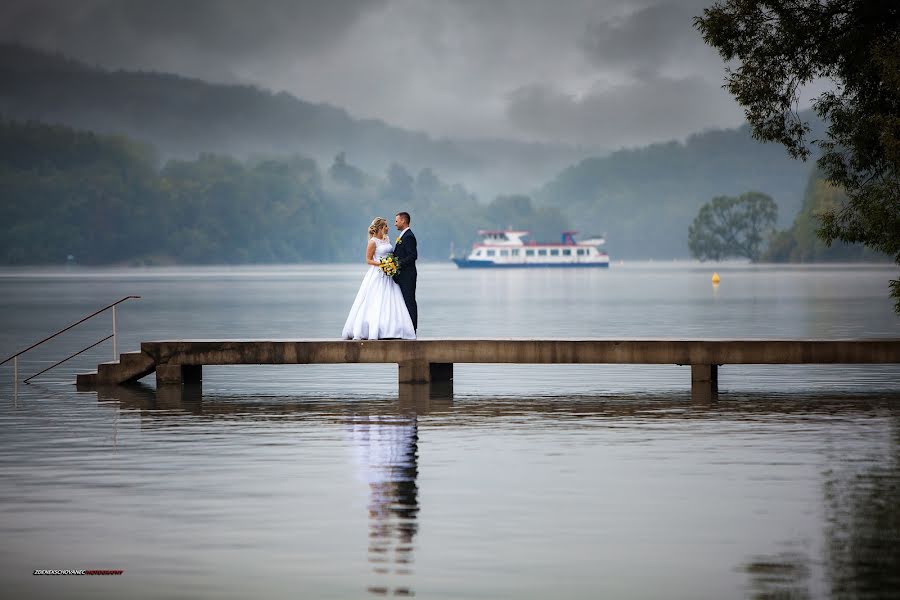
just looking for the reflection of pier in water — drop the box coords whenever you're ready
[79,338,900,403]
[93,383,454,423]
[93,382,900,426]
[95,383,432,597]
[89,384,900,597]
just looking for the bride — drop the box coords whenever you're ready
[342,217,416,340]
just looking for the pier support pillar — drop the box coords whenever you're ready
[691,364,718,401]
[399,360,430,383]
[156,364,202,386]
[429,362,453,383]
[398,361,453,385]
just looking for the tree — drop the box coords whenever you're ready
[414,168,442,205]
[485,195,570,242]
[688,192,777,261]
[382,163,414,204]
[763,169,887,262]
[694,0,900,309]
[328,152,366,189]
[0,118,488,265]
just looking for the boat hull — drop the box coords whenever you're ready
[453,258,609,268]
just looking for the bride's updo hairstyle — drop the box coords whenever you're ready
[368,217,388,239]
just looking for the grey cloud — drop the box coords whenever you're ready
[506,75,743,147]
[0,0,386,81]
[580,0,714,74]
[0,0,747,146]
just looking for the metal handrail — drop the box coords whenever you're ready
[0,296,141,366]
[25,334,114,383]
[1,296,140,384]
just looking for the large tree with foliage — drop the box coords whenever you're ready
[688,192,777,261]
[695,0,900,309]
[764,169,887,262]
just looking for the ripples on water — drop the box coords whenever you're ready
[2,383,899,599]
[1,264,899,598]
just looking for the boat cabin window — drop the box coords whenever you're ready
[486,250,496,257]
[576,249,586,256]
[511,249,520,256]
[550,249,560,256]
[475,250,483,257]
[526,249,535,257]
[538,249,547,256]
[562,249,571,256]
[500,250,509,256]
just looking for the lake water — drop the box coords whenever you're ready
[1,262,899,598]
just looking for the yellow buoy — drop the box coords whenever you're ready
[711,272,720,284]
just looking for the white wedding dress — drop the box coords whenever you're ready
[342,237,416,340]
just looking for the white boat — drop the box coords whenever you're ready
[452,230,609,268]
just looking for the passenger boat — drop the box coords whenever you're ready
[452,230,609,268]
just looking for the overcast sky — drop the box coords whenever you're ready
[1,0,758,147]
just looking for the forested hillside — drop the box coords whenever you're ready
[0,120,565,265]
[4,44,875,263]
[535,126,825,258]
[0,43,585,198]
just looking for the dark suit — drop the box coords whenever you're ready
[392,229,418,331]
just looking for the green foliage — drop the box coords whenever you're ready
[695,0,900,309]
[383,163,414,205]
[485,195,569,243]
[0,119,162,265]
[3,43,836,263]
[328,152,369,189]
[0,119,554,266]
[320,158,487,262]
[763,170,887,262]
[688,192,777,262]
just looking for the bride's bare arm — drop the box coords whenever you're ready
[366,239,380,266]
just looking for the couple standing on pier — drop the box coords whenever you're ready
[342,212,418,340]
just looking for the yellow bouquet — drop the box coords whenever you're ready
[379,253,400,277]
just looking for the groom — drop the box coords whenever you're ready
[393,211,418,331]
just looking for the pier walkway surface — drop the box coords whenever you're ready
[76,338,900,400]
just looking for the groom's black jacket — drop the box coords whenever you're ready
[393,229,418,330]
[394,229,417,274]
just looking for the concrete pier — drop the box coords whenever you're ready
[75,338,900,400]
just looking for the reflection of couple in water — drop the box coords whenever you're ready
[349,413,419,597]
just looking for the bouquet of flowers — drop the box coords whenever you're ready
[379,253,400,276]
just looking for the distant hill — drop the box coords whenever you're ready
[0,43,588,198]
[0,118,569,265]
[2,43,840,259]
[535,123,827,258]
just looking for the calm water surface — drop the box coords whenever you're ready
[1,262,899,598]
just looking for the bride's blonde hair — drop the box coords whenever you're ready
[368,217,388,239]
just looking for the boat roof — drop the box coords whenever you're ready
[478,230,530,235]
[474,240,602,245]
